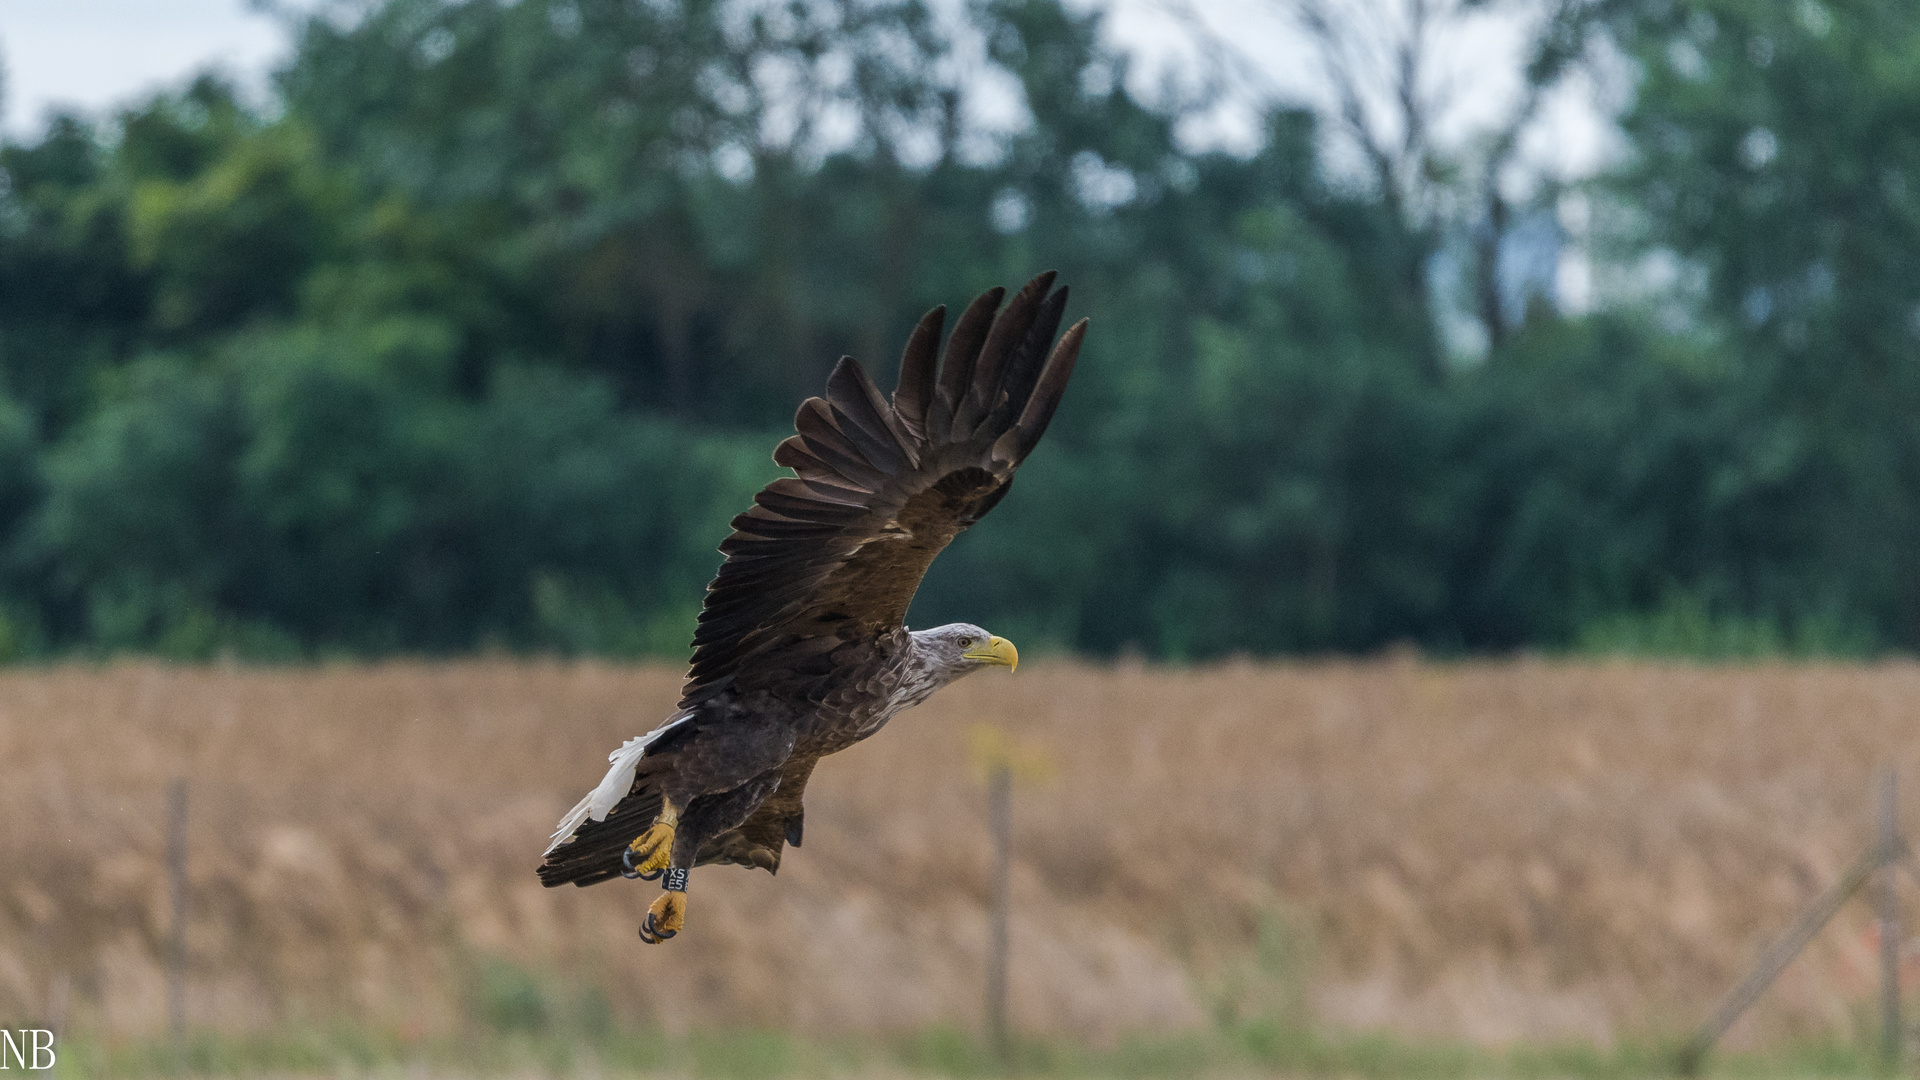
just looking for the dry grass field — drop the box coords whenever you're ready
[5,657,1920,1052]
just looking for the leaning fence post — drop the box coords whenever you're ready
[1677,777,1894,1075]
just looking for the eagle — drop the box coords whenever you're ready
[537,273,1086,943]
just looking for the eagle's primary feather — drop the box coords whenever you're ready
[538,274,1084,904]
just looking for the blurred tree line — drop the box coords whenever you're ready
[0,0,1914,661]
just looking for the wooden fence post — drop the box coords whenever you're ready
[987,762,1011,1065]
[1879,768,1901,1072]
[167,778,188,1045]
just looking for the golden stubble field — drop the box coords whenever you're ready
[3,657,1919,1048]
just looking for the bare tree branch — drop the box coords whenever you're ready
[1273,0,1609,352]
[1151,0,1612,358]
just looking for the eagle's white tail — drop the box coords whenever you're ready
[545,711,692,853]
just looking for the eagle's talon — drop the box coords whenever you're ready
[624,821,674,880]
[638,892,686,944]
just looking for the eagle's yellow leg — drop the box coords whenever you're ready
[639,890,686,944]
[622,799,678,881]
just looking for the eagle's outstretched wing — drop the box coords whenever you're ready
[679,271,1085,708]
[538,274,1083,888]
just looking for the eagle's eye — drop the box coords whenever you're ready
[957,636,974,649]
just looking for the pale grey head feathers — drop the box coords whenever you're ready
[908,623,1019,677]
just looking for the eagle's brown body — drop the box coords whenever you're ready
[537,624,949,885]
[537,275,1086,931]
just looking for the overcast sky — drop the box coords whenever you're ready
[0,0,1616,185]
[0,0,288,136]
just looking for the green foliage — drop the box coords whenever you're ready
[26,332,776,655]
[1603,0,1920,653]
[50,1019,1895,1079]
[0,0,1917,659]
[1576,591,1876,660]
[1204,904,1316,1028]
[470,956,552,1034]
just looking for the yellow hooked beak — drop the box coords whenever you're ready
[963,635,1019,671]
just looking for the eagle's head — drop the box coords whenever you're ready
[910,623,1019,679]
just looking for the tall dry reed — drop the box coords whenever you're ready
[3,658,1917,1046]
